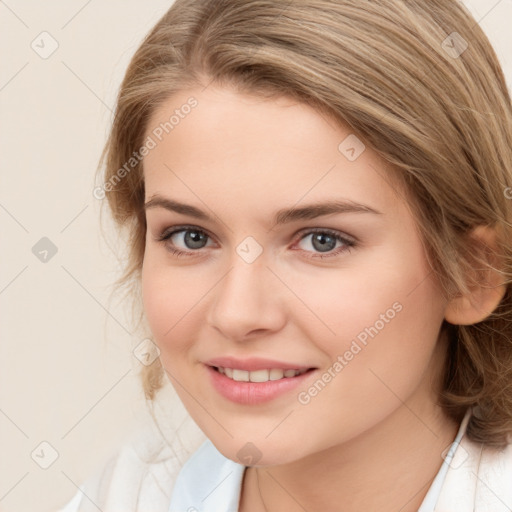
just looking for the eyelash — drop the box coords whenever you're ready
[155,224,356,260]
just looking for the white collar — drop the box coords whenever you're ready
[435,414,512,511]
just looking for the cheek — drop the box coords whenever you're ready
[288,243,445,375]
[286,274,445,449]
[286,263,429,345]
[297,250,444,398]
[141,256,207,363]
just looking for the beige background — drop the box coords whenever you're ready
[0,1,511,511]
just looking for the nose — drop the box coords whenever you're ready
[206,255,287,342]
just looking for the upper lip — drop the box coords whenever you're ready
[205,356,315,372]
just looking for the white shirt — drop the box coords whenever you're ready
[60,409,512,512]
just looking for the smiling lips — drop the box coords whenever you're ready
[205,357,317,404]
[215,366,310,382]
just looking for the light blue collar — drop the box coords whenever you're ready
[168,440,246,512]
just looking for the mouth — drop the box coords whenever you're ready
[205,363,318,405]
[211,365,313,382]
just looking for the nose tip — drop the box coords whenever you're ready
[206,258,286,342]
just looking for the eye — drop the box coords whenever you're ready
[156,225,214,256]
[294,228,355,258]
[155,225,356,260]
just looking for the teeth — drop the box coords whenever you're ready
[249,369,269,383]
[216,366,308,382]
[232,369,249,382]
[269,369,284,381]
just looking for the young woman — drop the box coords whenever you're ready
[62,0,512,510]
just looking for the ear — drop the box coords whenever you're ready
[444,225,507,326]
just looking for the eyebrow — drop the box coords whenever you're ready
[143,194,382,226]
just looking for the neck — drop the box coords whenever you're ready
[240,395,459,512]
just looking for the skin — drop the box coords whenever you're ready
[140,84,489,511]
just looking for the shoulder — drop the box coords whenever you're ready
[58,418,207,512]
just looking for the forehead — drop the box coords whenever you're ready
[142,85,405,219]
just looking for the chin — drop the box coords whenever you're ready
[209,435,307,468]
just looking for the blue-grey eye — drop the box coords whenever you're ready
[171,229,210,249]
[312,232,337,252]
[300,232,339,253]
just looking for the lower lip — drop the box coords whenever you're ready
[205,365,316,405]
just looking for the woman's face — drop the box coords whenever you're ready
[141,85,449,465]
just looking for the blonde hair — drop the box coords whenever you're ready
[99,0,512,447]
